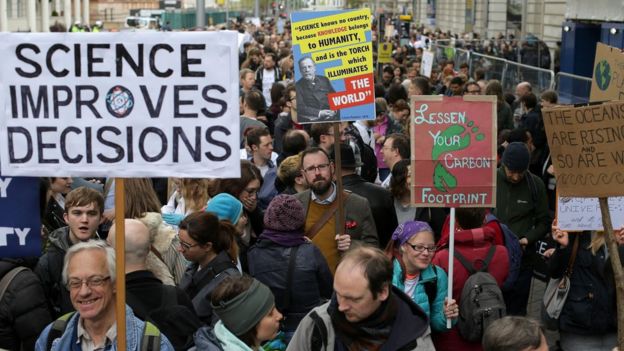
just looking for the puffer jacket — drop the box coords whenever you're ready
[392,260,453,333]
[549,232,623,335]
[247,240,333,331]
[0,260,52,351]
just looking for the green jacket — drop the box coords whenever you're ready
[493,167,551,249]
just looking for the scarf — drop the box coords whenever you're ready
[329,292,398,351]
[259,229,307,247]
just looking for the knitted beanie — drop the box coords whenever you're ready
[206,193,243,225]
[264,194,305,231]
[502,142,531,172]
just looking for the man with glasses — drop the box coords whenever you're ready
[35,240,174,350]
[294,147,378,273]
[493,142,550,316]
[464,82,481,95]
[380,133,410,189]
[36,187,104,318]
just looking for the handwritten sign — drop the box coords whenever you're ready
[590,42,624,102]
[0,174,40,257]
[421,51,434,78]
[558,196,624,231]
[0,32,241,178]
[291,9,375,123]
[378,43,392,64]
[543,101,624,197]
[410,95,497,207]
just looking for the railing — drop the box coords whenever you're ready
[430,43,556,96]
[554,72,593,105]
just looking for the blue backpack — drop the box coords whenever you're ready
[486,213,522,292]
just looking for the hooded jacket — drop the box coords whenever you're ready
[286,287,435,351]
[431,226,509,351]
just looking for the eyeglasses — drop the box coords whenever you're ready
[67,276,111,290]
[406,243,437,253]
[289,96,296,101]
[177,236,200,250]
[303,163,330,174]
[243,187,259,196]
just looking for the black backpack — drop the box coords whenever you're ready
[454,246,506,342]
[127,287,201,351]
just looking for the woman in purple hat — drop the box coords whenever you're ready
[385,220,459,333]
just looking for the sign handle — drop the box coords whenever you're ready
[446,207,455,329]
[114,178,126,350]
[598,197,624,349]
[333,123,345,233]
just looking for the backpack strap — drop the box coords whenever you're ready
[309,311,327,351]
[0,266,27,302]
[47,312,75,351]
[282,245,300,313]
[140,321,161,351]
[454,245,497,274]
[195,260,237,290]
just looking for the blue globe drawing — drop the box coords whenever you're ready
[594,60,612,91]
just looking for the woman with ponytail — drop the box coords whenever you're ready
[178,212,241,325]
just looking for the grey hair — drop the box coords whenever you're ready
[482,316,543,351]
[62,239,116,285]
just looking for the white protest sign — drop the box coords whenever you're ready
[0,32,240,178]
[421,50,434,78]
[557,196,624,231]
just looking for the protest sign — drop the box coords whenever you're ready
[558,196,624,231]
[378,42,392,64]
[421,50,434,78]
[291,9,375,124]
[0,32,240,178]
[542,102,624,197]
[590,42,624,102]
[410,95,497,207]
[0,173,40,257]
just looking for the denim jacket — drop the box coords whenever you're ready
[35,305,174,351]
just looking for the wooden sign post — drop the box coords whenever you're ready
[543,101,624,349]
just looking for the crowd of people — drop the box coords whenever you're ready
[1,15,623,351]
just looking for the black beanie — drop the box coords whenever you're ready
[502,142,530,171]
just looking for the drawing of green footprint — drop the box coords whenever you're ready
[432,120,485,192]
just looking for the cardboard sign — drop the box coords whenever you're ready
[410,95,497,207]
[378,43,393,64]
[421,50,434,78]
[542,102,624,197]
[558,196,624,231]
[0,32,241,178]
[590,42,624,102]
[291,9,375,124]
[0,174,41,257]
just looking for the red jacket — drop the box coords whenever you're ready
[436,215,505,248]
[431,226,509,351]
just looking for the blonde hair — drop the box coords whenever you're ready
[180,178,211,213]
[589,231,606,255]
